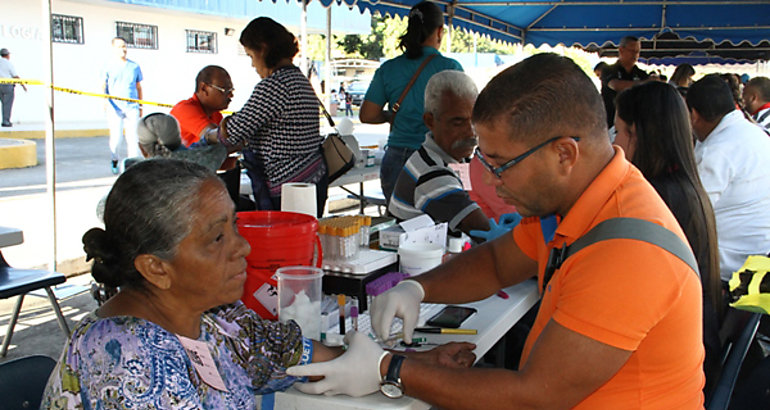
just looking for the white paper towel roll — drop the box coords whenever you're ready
[281,183,317,217]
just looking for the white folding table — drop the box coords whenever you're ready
[258,279,540,410]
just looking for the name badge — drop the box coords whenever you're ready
[449,163,472,190]
[177,335,229,392]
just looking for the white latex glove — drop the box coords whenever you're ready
[371,279,425,342]
[286,331,387,397]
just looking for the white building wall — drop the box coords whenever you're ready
[0,0,370,125]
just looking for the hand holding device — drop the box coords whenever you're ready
[287,332,387,397]
[371,279,425,341]
[469,212,522,241]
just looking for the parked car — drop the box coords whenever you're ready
[347,81,369,106]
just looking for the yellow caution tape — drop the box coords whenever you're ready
[0,77,234,114]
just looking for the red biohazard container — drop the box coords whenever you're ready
[236,211,322,320]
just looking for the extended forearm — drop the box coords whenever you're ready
[399,358,543,409]
[418,234,533,303]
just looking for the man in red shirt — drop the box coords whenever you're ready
[170,65,233,147]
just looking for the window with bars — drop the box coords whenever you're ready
[116,21,158,49]
[52,14,84,44]
[186,30,217,54]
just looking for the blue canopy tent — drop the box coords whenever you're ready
[332,0,770,51]
[640,52,758,66]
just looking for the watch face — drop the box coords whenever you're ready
[380,381,404,399]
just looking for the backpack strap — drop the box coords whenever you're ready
[542,217,699,293]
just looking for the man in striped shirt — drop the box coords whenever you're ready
[388,70,490,236]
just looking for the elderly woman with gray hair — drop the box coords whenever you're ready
[44,159,342,408]
[134,112,227,171]
[44,159,475,408]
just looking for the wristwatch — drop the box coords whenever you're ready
[380,354,406,399]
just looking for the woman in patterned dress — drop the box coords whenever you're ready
[42,159,475,408]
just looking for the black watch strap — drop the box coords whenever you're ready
[385,354,406,383]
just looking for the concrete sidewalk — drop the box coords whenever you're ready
[0,119,388,363]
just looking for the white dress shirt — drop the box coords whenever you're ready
[695,110,770,281]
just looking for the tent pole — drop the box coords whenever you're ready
[300,0,308,76]
[326,7,332,106]
[41,0,57,270]
[446,2,456,53]
[473,31,477,67]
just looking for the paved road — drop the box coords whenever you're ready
[0,121,388,269]
[0,136,118,197]
[0,120,387,198]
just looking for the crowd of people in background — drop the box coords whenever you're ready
[27,0,770,407]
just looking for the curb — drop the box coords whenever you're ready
[0,128,108,139]
[0,138,37,169]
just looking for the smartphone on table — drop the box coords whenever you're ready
[425,305,477,328]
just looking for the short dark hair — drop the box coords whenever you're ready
[620,36,639,47]
[83,159,218,289]
[239,17,298,69]
[594,61,609,72]
[746,77,770,102]
[686,74,736,122]
[472,53,606,144]
[195,65,228,94]
[398,1,444,59]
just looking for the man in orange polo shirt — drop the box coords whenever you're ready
[288,53,705,408]
[170,65,233,147]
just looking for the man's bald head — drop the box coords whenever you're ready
[195,65,229,94]
[472,53,607,146]
[195,65,233,113]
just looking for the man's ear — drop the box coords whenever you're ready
[423,111,435,130]
[134,254,172,290]
[689,108,702,126]
[552,137,579,176]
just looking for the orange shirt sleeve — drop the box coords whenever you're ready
[513,216,542,261]
[170,99,221,147]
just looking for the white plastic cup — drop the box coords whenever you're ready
[398,243,444,275]
[277,266,324,340]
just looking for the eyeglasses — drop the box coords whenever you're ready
[206,83,234,95]
[475,136,580,178]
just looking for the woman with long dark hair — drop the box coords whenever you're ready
[614,81,722,392]
[218,17,327,215]
[359,1,463,202]
[669,63,695,96]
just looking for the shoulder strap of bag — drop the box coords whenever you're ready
[317,97,335,128]
[542,217,699,293]
[391,54,437,121]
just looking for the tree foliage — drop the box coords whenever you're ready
[304,13,597,79]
